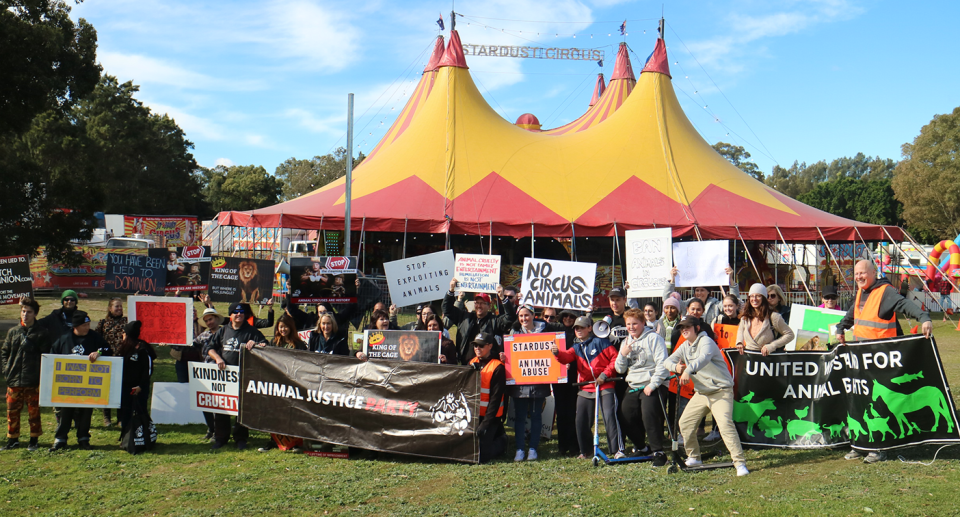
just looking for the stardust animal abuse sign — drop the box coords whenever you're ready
[519,258,595,310]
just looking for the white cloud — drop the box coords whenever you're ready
[215,158,235,167]
[99,52,266,91]
[145,101,227,141]
[285,108,345,135]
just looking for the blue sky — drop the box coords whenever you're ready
[70,0,959,175]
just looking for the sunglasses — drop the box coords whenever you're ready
[543,315,556,321]
[231,309,245,315]
[63,298,77,303]
[473,342,492,348]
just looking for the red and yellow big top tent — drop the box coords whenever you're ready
[219,31,902,242]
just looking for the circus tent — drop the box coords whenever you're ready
[218,30,903,242]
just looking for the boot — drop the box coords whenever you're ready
[48,442,66,452]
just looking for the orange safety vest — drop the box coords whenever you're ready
[469,357,504,417]
[853,284,898,340]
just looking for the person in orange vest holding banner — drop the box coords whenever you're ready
[469,332,507,464]
[835,259,931,464]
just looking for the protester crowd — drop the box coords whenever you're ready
[1,259,933,470]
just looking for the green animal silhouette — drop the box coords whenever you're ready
[846,414,867,441]
[872,379,953,437]
[786,406,823,440]
[863,404,896,443]
[733,392,777,437]
[824,422,846,439]
[891,371,924,385]
[758,415,783,439]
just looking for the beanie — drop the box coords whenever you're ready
[663,297,681,310]
[61,289,78,302]
[748,283,768,297]
[124,320,142,340]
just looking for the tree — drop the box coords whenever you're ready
[892,107,960,239]
[798,176,903,226]
[764,160,828,198]
[275,147,366,201]
[201,165,283,213]
[712,142,763,181]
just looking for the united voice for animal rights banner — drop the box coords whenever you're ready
[519,258,595,310]
[104,253,167,295]
[128,296,194,346]
[454,254,501,294]
[625,228,672,298]
[238,347,481,463]
[189,362,240,415]
[363,330,441,364]
[39,355,123,409]
[504,332,568,385]
[209,256,274,304]
[724,335,960,451]
[383,250,455,307]
[0,254,32,305]
[289,256,358,303]
[148,246,211,293]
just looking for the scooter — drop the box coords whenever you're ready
[577,378,659,467]
[657,387,735,473]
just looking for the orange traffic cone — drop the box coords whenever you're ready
[955,318,960,331]
[910,325,920,334]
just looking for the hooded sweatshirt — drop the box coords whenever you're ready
[663,331,732,395]
[614,326,669,390]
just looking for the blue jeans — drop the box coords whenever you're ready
[512,397,545,452]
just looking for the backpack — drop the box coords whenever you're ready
[120,399,158,454]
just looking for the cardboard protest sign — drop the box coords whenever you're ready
[786,304,846,351]
[363,330,441,364]
[454,254,501,294]
[127,296,193,345]
[713,323,738,372]
[519,258,595,310]
[209,256,274,304]
[625,229,672,298]
[104,253,167,295]
[0,255,32,305]
[148,246,211,293]
[189,362,240,415]
[383,250,455,307]
[289,256,358,303]
[39,355,123,408]
[504,332,568,385]
[672,240,729,288]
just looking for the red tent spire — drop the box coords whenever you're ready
[423,35,445,73]
[641,38,671,78]
[589,74,606,106]
[611,43,635,81]
[438,30,468,69]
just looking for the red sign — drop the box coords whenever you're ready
[196,392,238,412]
[136,301,187,345]
[181,246,206,260]
[325,256,350,270]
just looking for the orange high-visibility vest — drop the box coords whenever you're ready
[469,357,504,417]
[853,284,898,340]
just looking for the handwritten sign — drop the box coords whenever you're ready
[363,330,441,364]
[0,254,32,305]
[189,362,240,415]
[713,323,738,372]
[672,240,729,288]
[39,355,123,408]
[504,332,568,385]
[289,256,358,303]
[127,296,193,345]
[104,253,166,295]
[383,250,455,307]
[519,258,595,310]
[625,228,672,298]
[454,254,502,294]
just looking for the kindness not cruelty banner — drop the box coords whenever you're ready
[724,335,960,451]
[238,347,482,463]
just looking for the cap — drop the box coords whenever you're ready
[748,283,768,297]
[677,316,701,328]
[608,287,627,299]
[573,316,593,329]
[663,297,681,310]
[124,320,142,340]
[71,311,91,327]
[474,293,492,304]
[471,332,496,346]
[822,286,838,299]
[61,290,78,302]
[560,309,579,319]
[228,302,245,315]
[202,307,221,319]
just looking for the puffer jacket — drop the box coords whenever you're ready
[2,323,53,387]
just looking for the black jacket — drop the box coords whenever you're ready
[203,323,267,366]
[442,292,517,364]
[2,322,53,387]
[51,330,112,357]
[120,340,154,394]
[307,331,349,355]
[41,308,76,337]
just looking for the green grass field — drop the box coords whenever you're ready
[1,294,959,516]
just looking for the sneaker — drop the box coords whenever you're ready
[514,449,526,462]
[102,418,112,427]
[576,454,588,460]
[613,451,627,459]
[27,439,39,452]
[210,441,225,450]
[48,442,66,452]
[685,457,702,467]
[1,439,20,451]
[236,441,247,451]
[526,449,538,461]
[633,445,651,455]
[203,430,214,441]
[864,451,886,464]
[704,429,722,442]
[844,449,864,460]
[652,451,668,467]
[736,464,750,477]
[78,441,91,451]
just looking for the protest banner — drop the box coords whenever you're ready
[239,347,481,463]
[724,335,960,451]
[124,215,199,246]
[127,296,193,345]
[209,256,275,304]
[39,355,123,409]
[148,246,211,293]
[103,253,166,295]
[454,254,502,294]
[189,362,241,416]
[0,255,32,305]
[289,256,358,303]
[503,332,568,385]
[786,304,846,350]
[672,240,729,288]
[519,258,595,310]
[363,330,441,364]
[30,245,148,290]
[383,250,455,307]
[625,228,672,298]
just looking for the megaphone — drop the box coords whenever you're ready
[275,258,290,275]
[593,315,613,338]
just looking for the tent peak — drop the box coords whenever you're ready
[438,30,468,69]
[589,73,606,106]
[641,38,671,78]
[423,35,445,73]
[515,113,541,131]
[611,42,635,81]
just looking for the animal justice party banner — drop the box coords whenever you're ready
[724,335,960,452]
[238,347,481,463]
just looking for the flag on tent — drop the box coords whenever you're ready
[437,13,444,31]
[619,20,626,35]
[597,59,603,68]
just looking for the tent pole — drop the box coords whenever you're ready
[854,227,878,264]
[402,217,408,259]
[358,216,366,272]
[816,226,852,290]
[315,215,324,257]
[530,223,535,259]
[570,222,577,261]
[611,222,616,286]
[489,221,493,255]
[775,225,816,305]
[735,225,762,285]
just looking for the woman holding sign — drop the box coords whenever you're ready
[736,284,794,356]
[308,313,350,356]
[712,294,742,326]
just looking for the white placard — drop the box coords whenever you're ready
[672,240,729,288]
[519,258,596,310]
[127,295,194,346]
[189,362,240,415]
[383,250,455,307]
[625,228,672,298]
[454,254,502,293]
[39,355,123,408]
[150,382,208,425]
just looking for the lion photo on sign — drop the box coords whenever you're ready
[398,333,421,362]
[238,260,260,303]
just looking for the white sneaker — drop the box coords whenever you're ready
[844,449,864,460]
[704,429,721,442]
[514,449,525,462]
[526,449,538,461]
[736,464,750,476]
[613,451,627,459]
[685,457,702,467]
